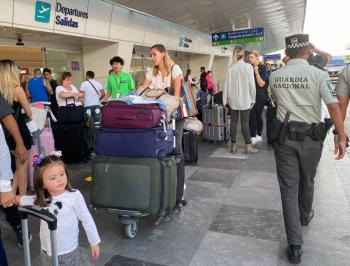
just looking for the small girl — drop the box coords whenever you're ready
[17,155,100,265]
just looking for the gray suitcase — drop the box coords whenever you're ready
[91,156,177,216]
[203,104,230,141]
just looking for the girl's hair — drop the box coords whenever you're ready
[150,44,175,77]
[34,155,75,207]
[232,46,244,64]
[0,59,20,105]
[59,71,72,85]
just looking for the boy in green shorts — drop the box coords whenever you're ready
[102,56,135,101]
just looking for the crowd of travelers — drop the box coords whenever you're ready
[0,35,349,265]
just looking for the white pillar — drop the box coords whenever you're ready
[83,41,134,85]
[189,54,211,79]
[116,41,134,73]
[83,42,118,85]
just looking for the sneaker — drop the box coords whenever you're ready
[16,229,32,248]
[251,137,258,145]
[255,135,262,143]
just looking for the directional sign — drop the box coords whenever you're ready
[263,54,281,61]
[212,27,264,46]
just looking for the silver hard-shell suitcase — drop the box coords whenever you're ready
[203,103,230,141]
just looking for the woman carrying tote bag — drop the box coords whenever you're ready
[140,44,185,154]
[56,72,84,124]
[140,44,190,207]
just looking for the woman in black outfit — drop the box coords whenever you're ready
[248,51,268,144]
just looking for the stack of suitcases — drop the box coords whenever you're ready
[92,100,185,238]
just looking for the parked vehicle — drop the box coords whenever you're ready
[324,57,346,83]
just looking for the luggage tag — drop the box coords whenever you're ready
[182,102,188,118]
[161,114,168,141]
[116,91,121,99]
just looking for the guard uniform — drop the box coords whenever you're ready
[269,34,338,247]
[335,64,350,97]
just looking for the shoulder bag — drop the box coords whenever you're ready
[170,64,198,119]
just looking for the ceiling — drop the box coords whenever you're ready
[111,0,307,53]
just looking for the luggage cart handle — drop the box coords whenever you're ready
[19,206,57,231]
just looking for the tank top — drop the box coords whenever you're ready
[28,77,48,103]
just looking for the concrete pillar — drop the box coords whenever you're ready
[189,54,211,80]
[207,54,215,71]
[116,41,134,73]
[82,40,134,86]
[212,55,230,91]
[83,42,118,86]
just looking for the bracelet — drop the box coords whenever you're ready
[334,134,339,143]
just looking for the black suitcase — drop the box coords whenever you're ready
[175,154,186,206]
[266,103,277,144]
[182,130,198,164]
[53,122,87,163]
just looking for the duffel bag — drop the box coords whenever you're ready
[101,100,165,129]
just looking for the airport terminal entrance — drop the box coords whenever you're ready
[0,45,84,85]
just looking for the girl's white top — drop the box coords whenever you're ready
[21,190,100,256]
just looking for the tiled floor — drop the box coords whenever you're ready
[2,113,350,266]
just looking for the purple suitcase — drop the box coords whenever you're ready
[102,101,165,129]
[95,127,175,159]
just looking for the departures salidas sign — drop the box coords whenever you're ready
[35,1,88,28]
[55,2,88,28]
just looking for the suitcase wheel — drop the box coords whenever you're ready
[165,159,174,167]
[124,220,138,239]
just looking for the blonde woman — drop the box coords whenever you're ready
[223,46,257,154]
[0,59,33,248]
[141,44,185,206]
[0,60,32,196]
[141,44,184,153]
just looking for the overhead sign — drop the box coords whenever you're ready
[55,2,89,28]
[179,37,192,48]
[212,27,264,46]
[263,54,281,61]
[34,1,89,28]
[35,1,51,23]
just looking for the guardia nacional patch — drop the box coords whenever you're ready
[327,80,337,98]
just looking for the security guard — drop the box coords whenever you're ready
[269,34,347,264]
[335,64,350,131]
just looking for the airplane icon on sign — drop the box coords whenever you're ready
[35,1,51,23]
[38,5,50,15]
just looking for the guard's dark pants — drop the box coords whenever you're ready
[274,136,323,245]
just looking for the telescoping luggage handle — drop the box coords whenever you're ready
[19,206,59,266]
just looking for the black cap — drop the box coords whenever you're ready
[285,34,309,49]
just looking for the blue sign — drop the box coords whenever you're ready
[263,54,282,61]
[35,1,51,23]
[212,27,264,46]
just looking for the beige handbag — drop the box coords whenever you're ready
[184,117,203,133]
[138,87,180,121]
